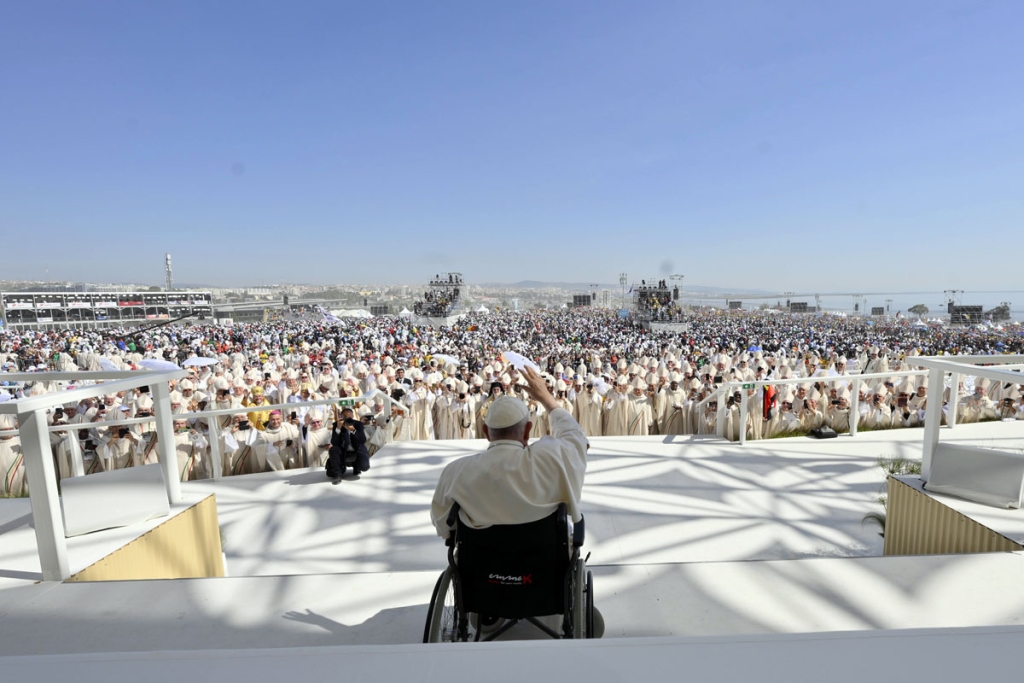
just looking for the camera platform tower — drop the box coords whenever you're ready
[411,272,467,328]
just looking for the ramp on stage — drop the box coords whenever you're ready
[3,421,1024,665]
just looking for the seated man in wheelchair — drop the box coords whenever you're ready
[426,365,602,641]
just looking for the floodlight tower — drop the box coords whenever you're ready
[164,253,173,292]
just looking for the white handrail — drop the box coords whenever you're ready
[0,367,186,582]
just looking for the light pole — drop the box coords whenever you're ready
[619,273,627,310]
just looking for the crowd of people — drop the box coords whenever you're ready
[2,309,1023,495]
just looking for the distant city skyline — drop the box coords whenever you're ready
[2,2,1022,291]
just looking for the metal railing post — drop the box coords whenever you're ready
[849,377,860,438]
[151,383,182,503]
[20,408,71,581]
[948,372,960,429]
[716,386,728,439]
[206,417,222,481]
[739,388,749,446]
[921,367,944,481]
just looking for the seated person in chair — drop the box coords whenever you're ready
[430,366,603,636]
[431,366,588,538]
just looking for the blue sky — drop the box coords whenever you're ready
[2,1,1022,290]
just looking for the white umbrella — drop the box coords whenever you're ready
[501,351,541,374]
[138,359,181,372]
[99,358,120,372]
[183,356,218,367]
[432,353,460,366]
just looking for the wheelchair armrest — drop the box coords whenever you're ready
[572,514,585,548]
[447,502,460,529]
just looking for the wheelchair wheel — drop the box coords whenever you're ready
[424,567,463,643]
[571,557,586,639]
[585,569,595,638]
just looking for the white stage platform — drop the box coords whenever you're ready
[6,626,1024,683]
[0,492,211,589]
[3,552,1024,655]
[3,421,1024,659]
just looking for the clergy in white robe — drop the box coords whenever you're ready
[574,384,604,437]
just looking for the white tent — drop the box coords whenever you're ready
[331,309,373,319]
[398,308,413,318]
[475,305,490,314]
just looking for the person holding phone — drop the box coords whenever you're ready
[326,406,370,484]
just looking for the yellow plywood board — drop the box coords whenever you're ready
[885,477,1023,556]
[68,494,224,582]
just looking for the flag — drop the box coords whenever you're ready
[628,284,633,294]
[317,305,341,325]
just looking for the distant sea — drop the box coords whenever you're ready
[681,290,1024,322]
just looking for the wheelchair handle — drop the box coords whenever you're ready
[573,514,585,548]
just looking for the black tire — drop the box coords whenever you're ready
[585,570,595,638]
[423,569,447,643]
[571,558,586,639]
[424,567,462,642]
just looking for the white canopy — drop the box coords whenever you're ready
[331,309,373,319]
[475,305,490,314]
[398,308,413,318]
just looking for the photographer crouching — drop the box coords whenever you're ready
[327,406,370,484]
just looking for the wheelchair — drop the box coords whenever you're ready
[423,502,594,642]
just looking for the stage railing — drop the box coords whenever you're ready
[44,392,403,482]
[0,369,404,581]
[0,369,187,580]
[717,370,927,443]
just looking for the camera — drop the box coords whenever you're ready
[238,421,250,431]
[831,399,839,405]
[290,411,297,421]
[139,386,150,394]
[264,373,271,380]
[54,408,64,417]
[285,439,293,447]
[118,427,130,438]
[459,392,466,400]
[1005,398,1014,406]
